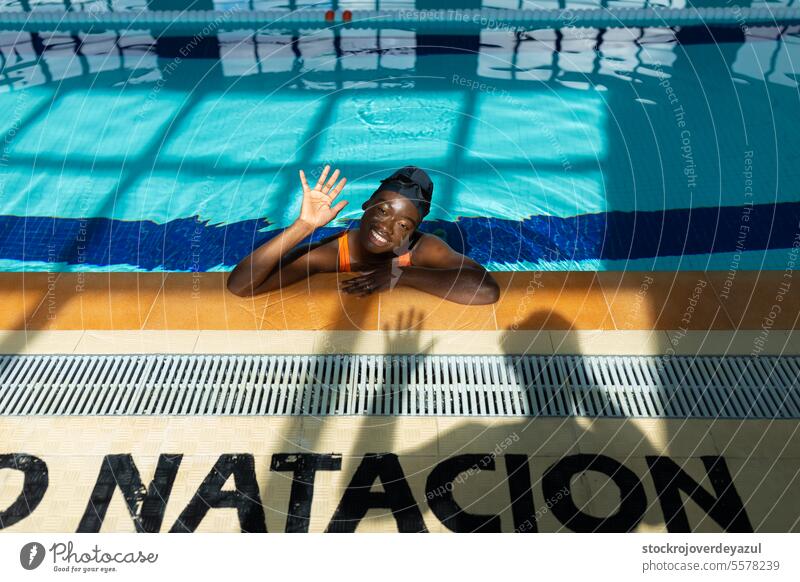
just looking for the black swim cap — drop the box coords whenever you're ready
[367,166,434,221]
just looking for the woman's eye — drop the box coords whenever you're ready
[401,223,409,231]
[379,208,387,215]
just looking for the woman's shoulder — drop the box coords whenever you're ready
[408,231,471,267]
[405,230,428,251]
[410,231,447,252]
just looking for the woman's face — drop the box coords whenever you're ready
[358,190,421,254]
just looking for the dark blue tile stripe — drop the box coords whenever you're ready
[0,201,797,271]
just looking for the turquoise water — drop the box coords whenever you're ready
[0,17,799,270]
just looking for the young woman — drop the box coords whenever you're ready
[227,165,499,305]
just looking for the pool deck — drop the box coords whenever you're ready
[1,269,799,533]
[2,415,798,533]
[1,270,797,355]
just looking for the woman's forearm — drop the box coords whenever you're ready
[227,219,314,296]
[397,266,500,305]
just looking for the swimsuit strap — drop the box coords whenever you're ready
[337,230,351,273]
[395,230,420,267]
[395,252,412,268]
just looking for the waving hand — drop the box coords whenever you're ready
[297,165,349,229]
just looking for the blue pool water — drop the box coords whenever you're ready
[1,7,799,271]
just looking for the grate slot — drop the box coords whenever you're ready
[1,354,799,419]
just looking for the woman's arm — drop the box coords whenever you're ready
[227,166,348,297]
[340,234,500,305]
[392,265,499,305]
[227,220,319,297]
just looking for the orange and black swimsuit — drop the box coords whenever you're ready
[337,230,413,273]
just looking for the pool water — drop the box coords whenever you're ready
[1,15,799,271]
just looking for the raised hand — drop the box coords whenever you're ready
[297,165,348,230]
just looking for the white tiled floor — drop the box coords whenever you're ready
[550,330,672,355]
[0,331,84,354]
[4,329,800,355]
[74,330,200,354]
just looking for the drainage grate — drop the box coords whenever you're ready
[0,354,798,418]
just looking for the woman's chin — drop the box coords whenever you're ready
[364,243,391,255]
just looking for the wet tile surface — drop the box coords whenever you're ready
[0,271,788,333]
[494,272,615,330]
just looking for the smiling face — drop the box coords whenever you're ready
[358,190,421,255]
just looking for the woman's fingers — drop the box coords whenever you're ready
[322,169,340,194]
[299,169,310,193]
[330,200,348,217]
[328,177,347,201]
[341,276,375,293]
[341,277,369,290]
[342,283,371,295]
[344,282,372,293]
[340,274,364,285]
[315,165,331,190]
[343,282,379,297]
[341,281,376,297]
[341,271,376,286]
